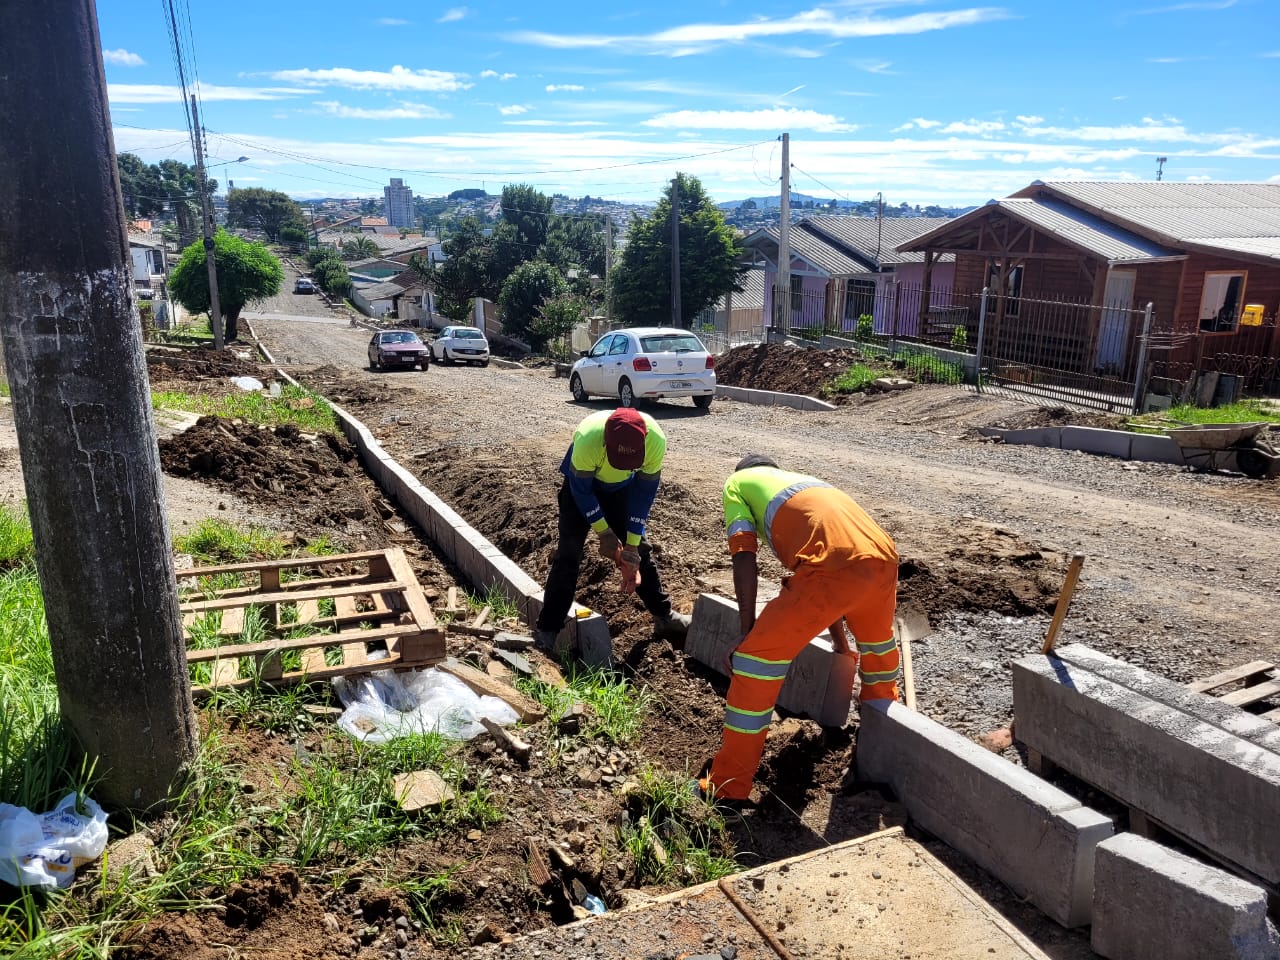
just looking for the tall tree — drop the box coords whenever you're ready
[115,153,213,247]
[499,260,567,346]
[611,173,744,327]
[226,187,304,242]
[168,230,283,341]
[0,1,198,809]
[340,235,380,261]
[501,183,552,249]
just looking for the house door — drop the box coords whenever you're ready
[1095,269,1136,373]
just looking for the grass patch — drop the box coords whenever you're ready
[0,505,34,568]
[825,363,880,396]
[465,584,521,623]
[895,349,964,385]
[1165,401,1280,425]
[152,383,336,434]
[618,767,737,886]
[518,665,650,746]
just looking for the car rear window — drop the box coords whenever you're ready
[383,332,419,344]
[454,329,485,339]
[639,334,702,353]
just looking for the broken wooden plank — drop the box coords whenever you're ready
[471,605,492,630]
[479,717,531,767]
[438,658,545,723]
[447,586,458,610]
[448,622,497,640]
[1219,679,1280,708]
[384,548,438,632]
[526,838,553,888]
[1188,661,1276,694]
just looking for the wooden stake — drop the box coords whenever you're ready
[471,605,492,630]
[1042,553,1086,654]
[902,635,917,710]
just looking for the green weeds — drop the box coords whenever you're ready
[519,665,650,745]
[0,504,33,568]
[617,767,737,886]
[825,363,880,395]
[465,583,522,623]
[152,383,335,433]
[1164,401,1280,425]
[895,349,964,385]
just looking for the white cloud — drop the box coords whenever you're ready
[376,17,409,26]
[1264,51,1280,58]
[498,104,530,115]
[481,70,518,80]
[315,100,451,120]
[1130,0,1237,14]
[643,107,856,133]
[267,65,471,92]
[546,84,586,92]
[892,117,943,131]
[507,6,1011,56]
[852,59,896,74]
[438,7,468,22]
[504,119,608,127]
[103,48,145,67]
[1015,115,1044,125]
[108,83,308,103]
[942,119,1006,135]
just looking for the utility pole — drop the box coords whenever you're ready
[670,177,682,327]
[190,95,224,350]
[775,132,791,337]
[603,215,613,327]
[0,0,198,810]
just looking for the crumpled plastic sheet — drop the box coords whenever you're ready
[332,667,519,743]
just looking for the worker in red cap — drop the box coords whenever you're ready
[534,408,690,647]
[699,453,900,804]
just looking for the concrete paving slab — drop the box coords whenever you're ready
[716,384,838,412]
[1091,834,1280,960]
[1013,653,1280,885]
[1127,433,1186,465]
[857,700,1112,927]
[1060,426,1133,459]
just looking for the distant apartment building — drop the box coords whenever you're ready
[383,178,415,228]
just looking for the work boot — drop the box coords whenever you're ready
[532,627,558,651]
[654,610,691,638]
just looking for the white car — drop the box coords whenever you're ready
[431,326,490,366]
[570,327,716,409]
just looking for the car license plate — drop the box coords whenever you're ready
[668,380,692,389]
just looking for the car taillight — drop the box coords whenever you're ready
[705,356,716,370]
[632,357,652,372]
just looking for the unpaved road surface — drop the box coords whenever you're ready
[253,315,1279,716]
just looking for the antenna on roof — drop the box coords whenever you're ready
[1156,157,1167,181]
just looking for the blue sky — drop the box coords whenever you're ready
[102,0,1280,207]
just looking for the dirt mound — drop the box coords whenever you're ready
[302,365,395,406]
[988,404,1124,431]
[716,343,864,399]
[146,347,265,382]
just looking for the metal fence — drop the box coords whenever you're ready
[1148,317,1280,403]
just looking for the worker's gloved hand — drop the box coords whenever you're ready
[598,529,621,560]
[618,547,641,594]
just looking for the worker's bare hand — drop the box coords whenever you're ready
[597,529,621,560]
[828,619,854,657]
[721,632,747,676]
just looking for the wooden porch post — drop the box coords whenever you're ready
[920,252,934,334]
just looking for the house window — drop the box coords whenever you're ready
[844,278,876,321]
[988,262,1023,317]
[790,275,804,312]
[1199,271,1246,333]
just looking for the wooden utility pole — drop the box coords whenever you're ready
[0,0,199,810]
[670,177,682,327]
[776,133,791,336]
[189,95,225,350]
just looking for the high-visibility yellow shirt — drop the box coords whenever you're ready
[559,410,666,545]
[722,466,896,570]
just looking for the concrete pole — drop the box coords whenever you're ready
[0,0,199,810]
[777,132,792,337]
[975,286,990,393]
[190,96,224,350]
[1130,302,1155,415]
[671,177,682,327]
[604,216,613,327]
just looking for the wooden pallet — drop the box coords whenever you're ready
[178,547,444,697]
[1188,660,1280,722]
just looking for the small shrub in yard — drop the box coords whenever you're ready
[825,363,880,396]
[855,314,874,340]
[950,325,968,350]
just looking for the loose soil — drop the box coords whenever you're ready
[986,404,1125,431]
[715,343,868,401]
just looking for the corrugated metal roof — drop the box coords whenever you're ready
[803,216,955,265]
[354,280,407,300]
[1029,181,1280,261]
[744,226,870,277]
[717,266,765,311]
[995,198,1178,262]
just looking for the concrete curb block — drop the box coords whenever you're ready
[856,699,1113,928]
[1091,834,1280,960]
[685,594,856,727]
[983,425,1187,465]
[489,358,525,370]
[1013,651,1280,885]
[248,323,614,666]
[715,384,838,412]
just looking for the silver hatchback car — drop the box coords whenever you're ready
[570,327,716,409]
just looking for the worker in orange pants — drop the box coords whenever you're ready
[700,454,900,803]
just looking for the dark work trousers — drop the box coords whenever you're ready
[537,478,672,633]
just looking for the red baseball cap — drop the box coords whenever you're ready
[604,408,647,470]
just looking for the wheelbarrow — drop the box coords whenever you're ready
[1168,422,1280,479]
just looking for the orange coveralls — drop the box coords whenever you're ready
[704,467,900,801]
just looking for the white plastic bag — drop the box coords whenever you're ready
[0,793,109,888]
[333,668,519,744]
[229,376,264,392]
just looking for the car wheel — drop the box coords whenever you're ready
[693,394,713,410]
[570,373,588,402]
[480,359,490,368]
[618,377,636,408]
[370,356,380,371]
[443,350,454,365]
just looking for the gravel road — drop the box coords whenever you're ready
[250,316,1280,734]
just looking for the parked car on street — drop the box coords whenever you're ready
[368,330,430,371]
[570,327,716,409]
[293,277,316,294]
[431,326,490,366]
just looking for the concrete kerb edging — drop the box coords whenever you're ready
[980,425,1188,466]
[856,699,1113,928]
[249,325,614,666]
[715,383,838,412]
